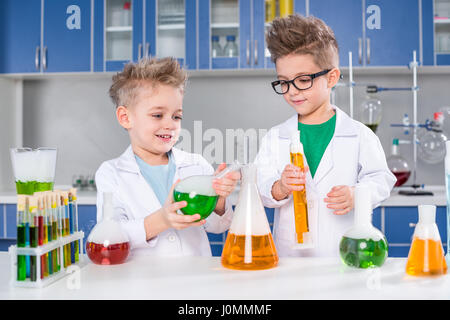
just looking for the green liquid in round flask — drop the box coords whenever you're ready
[173,175,219,220]
[339,185,388,268]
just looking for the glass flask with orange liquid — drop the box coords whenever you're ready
[405,205,447,276]
[221,163,278,270]
[86,193,130,265]
[290,131,313,248]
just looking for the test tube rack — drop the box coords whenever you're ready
[9,231,84,288]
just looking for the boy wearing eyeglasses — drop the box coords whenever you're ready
[254,15,396,257]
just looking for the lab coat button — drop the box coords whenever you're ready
[168,234,176,242]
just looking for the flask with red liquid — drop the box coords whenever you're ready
[86,193,130,265]
[387,138,411,187]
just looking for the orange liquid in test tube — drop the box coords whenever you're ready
[290,152,309,243]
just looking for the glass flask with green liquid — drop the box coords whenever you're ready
[173,162,241,220]
[339,185,388,268]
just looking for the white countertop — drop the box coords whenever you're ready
[0,253,448,300]
[0,185,447,207]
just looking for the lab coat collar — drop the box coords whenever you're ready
[115,145,197,174]
[277,105,358,139]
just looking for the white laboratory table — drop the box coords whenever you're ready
[0,253,448,300]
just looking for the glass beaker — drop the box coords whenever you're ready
[406,205,447,276]
[360,94,382,133]
[10,147,57,195]
[221,163,278,270]
[339,185,388,268]
[387,139,411,187]
[86,193,130,265]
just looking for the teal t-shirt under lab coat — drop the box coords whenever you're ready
[135,152,176,206]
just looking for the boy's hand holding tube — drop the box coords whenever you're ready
[272,164,309,201]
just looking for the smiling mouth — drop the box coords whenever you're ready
[156,134,173,142]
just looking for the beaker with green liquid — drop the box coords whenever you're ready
[339,185,388,268]
[10,147,57,195]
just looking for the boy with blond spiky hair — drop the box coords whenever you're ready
[95,57,239,256]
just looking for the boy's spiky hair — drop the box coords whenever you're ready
[109,57,187,107]
[266,14,339,68]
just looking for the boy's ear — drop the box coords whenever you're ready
[116,105,131,130]
[327,68,341,88]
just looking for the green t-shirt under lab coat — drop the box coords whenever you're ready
[298,114,336,178]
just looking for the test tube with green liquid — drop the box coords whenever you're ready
[29,196,38,281]
[16,195,27,281]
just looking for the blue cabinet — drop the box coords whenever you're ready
[199,0,306,70]
[78,205,97,252]
[365,0,419,66]
[0,0,41,73]
[310,0,420,67]
[0,0,92,74]
[95,0,197,72]
[309,0,363,67]
[43,0,92,72]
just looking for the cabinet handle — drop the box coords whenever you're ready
[366,37,371,64]
[138,43,142,60]
[145,43,150,58]
[42,46,47,70]
[254,40,258,65]
[358,38,362,65]
[409,223,416,228]
[35,46,40,71]
[246,40,250,65]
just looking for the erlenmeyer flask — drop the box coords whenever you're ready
[86,193,130,265]
[221,164,278,270]
[339,185,388,268]
[406,205,447,276]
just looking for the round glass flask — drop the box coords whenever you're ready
[86,192,130,265]
[339,185,388,268]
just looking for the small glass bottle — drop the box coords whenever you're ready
[86,193,130,265]
[339,185,388,268]
[211,35,223,58]
[387,138,411,187]
[224,35,238,57]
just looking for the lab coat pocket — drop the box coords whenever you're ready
[177,164,205,180]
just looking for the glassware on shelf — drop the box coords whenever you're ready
[339,185,388,269]
[211,35,223,57]
[221,163,278,270]
[157,0,185,59]
[86,193,130,265]
[265,0,276,22]
[418,112,448,164]
[387,139,411,187]
[405,205,447,276]
[279,0,294,17]
[360,94,382,133]
[223,35,238,57]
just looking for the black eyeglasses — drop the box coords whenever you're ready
[271,69,332,95]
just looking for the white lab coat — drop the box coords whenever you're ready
[95,145,233,257]
[254,106,396,257]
